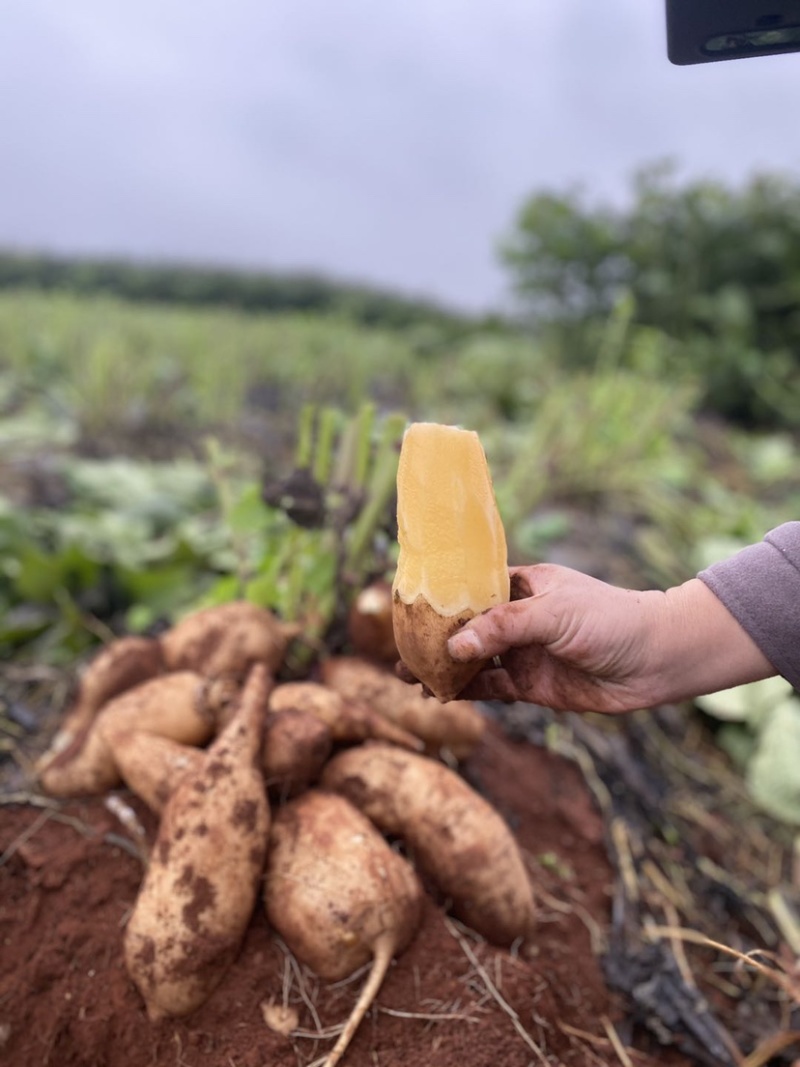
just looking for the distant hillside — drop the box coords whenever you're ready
[0,250,476,333]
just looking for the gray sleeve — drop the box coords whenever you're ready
[697,522,800,690]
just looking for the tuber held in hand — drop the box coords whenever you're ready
[263,789,423,1067]
[392,422,509,702]
[321,742,536,947]
[124,664,272,1020]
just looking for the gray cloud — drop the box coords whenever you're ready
[1,0,799,309]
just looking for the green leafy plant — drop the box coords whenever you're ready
[187,403,406,665]
[696,677,800,824]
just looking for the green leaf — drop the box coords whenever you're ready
[117,562,206,622]
[714,723,758,771]
[695,675,794,726]
[11,543,98,603]
[0,604,53,648]
[746,698,800,824]
[63,456,213,524]
[188,574,244,613]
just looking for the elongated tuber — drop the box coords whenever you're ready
[261,706,333,796]
[39,671,218,797]
[347,580,398,664]
[321,742,536,946]
[113,705,331,812]
[37,635,164,770]
[124,664,272,1019]
[321,656,485,759]
[268,680,422,751]
[264,789,423,1067]
[159,601,299,681]
[112,732,205,814]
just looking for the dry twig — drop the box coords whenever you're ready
[647,924,800,1003]
[444,918,550,1066]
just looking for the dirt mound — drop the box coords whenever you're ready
[0,723,688,1067]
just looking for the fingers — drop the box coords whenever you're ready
[458,666,521,703]
[398,655,523,705]
[508,568,535,600]
[447,596,558,662]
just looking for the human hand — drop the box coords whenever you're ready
[437,563,775,713]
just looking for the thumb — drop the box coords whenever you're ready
[447,596,557,662]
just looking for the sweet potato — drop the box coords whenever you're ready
[112,705,331,811]
[321,656,485,759]
[124,664,272,1020]
[262,707,332,797]
[263,790,423,1067]
[268,681,422,751]
[111,732,205,814]
[321,742,536,947]
[37,635,164,769]
[347,580,398,663]
[38,671,218,797]
[160,601,299,680]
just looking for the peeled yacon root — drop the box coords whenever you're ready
[159,601,299,681]
[392,422,510,702]
[38,671,218,798]
[321,742,536,947]
[321,656,485,759]
[264,790,423,1067]
[37,635,164,769]
[124,664,272,1020]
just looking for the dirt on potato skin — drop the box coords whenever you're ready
[0,721,693,1067]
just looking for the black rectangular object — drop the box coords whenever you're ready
[666,0,800,64]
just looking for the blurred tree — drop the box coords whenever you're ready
[501,162,800,426]
[0,251,471,336]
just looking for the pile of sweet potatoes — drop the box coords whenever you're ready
[35,600,536,1067]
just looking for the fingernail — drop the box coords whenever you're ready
[448,630,484,661]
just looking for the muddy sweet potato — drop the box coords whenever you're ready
[111,732,205,815]
[124,664,272,1020]
[347,580,398,664]
[159,601,299,681]
[263,789,423,1067]
[38,671,219,797]
[37,635,164,770]
[321,742,536,947]
[261,706,333,797]
[321,656,485,759]
[268,680,422,751]
[112,704,331,812]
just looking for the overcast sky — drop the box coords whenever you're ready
[1,1,799,310]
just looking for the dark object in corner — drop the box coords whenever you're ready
[666,0,800,64]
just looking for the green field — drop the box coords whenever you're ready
[0,284,797,656]
[0,279,799,820]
